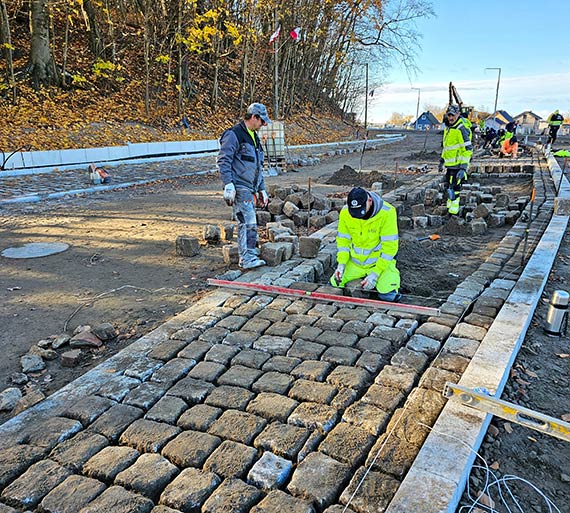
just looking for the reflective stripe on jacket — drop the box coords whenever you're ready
[336,201,399,274]
[548,113,564,127]
[442,119,473,170]
[217,121,265,192]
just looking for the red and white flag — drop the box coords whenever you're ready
[269,26,281,44]
[290,27,301,41]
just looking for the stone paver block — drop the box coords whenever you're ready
[205,343,240,365]
[177,340,212,361]
[170,327,201,343]
[463,312,494,329]
[432,352,471,373]
[202,478,262,513]
[288,402,338,434]
[356,337,393,356]
[314,317,344,331]
[369,325,408,345]
[218,365,263,389]
[241,317,271,335]
[96,375,141,402]
[285,300,313,315]
[331,388,358,410]
[119,419,181,453]
[319,423,375,466]
[40,475,106,513]
[250,489,315,513]
[177,403,222,431]
[124,358,164,381]
[326,365,372,391]
[292,326,323,341]
[362,384,405,412]
[341,320,373,337]
[367,431,423,478]
[151,507,183,513]
[166,377,214,404]
[334,308,371,322]
[254,422,311,459]
[287,340,326,360]
[265,322,298,338]
[415,322,452,341]
[83,446,140,482]
[427,313,459,328]
[443,337,480,359]
[247,392,299,423]
[0,503,17,513]
[406,334,441,356]
[159,468,220,513]
[148,339,189,361]
[321,346,361,366]
[452,322,488,341]
[176,235,200,256]
[214,315,249,331]
[50,430,109,471]
[291,360,331,381]
[287,452,351,510]
[390,347,429,372]
[161,430,221,468]
[375,365,417,393]
[145,396,188,424]
[356,351,385,374]
[0,459,71,510]
[287,314,317,327]
[150,358,195,386]
[253,335,294,355]
[256,309,287,322]
[123,381,169,411]
[115,453,179,501]
[203,440,257,479]
[366,312,397,327]
[208,410,267,444]
[20,416,82,450]
[188,361,226,382]
[419,367,461,393]
[307,303,338,317]
[198,326,230,344]
[89,404,144,442]
[0,445,46,489]
[289,379,337,404]
[339,467,400,513]
[247,451,292,491]
[342,402,390,435]
[252,372,294,395]
[205,385,254,410]
[79,485,153,513]
[262,356,301,374]
[316,331,358,348]
[61,395,116,427]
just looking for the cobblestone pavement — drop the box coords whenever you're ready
[0,160,559,513]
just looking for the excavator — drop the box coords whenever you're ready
[449,82,474,120]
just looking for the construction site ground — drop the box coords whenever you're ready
[0,131,568,513]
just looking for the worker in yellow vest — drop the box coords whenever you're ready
[331,187,401,301]
[438,104,473,215]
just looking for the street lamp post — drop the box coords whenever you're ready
[485,67,501,129]
[411,87,420,130]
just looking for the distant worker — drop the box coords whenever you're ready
[505,120,518,135]
[547,110,564,146]
[217,103,271,269]
[331,187,401,302]
[439,104,473,215]
[500,136,519,158]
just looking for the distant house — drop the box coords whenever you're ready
[513,111,542,135]
[414,111,441,130]
[484,110,514,131]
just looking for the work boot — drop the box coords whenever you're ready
[240,258,266,270]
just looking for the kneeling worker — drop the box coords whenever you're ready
[330,187,401,301]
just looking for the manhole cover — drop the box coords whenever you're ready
[2,242,70,259]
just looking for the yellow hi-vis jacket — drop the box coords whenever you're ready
[442,119,473,170]
[336,201,398,274]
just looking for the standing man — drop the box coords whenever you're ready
[438,104,473,215]
[546,109,564,147]
[217,103,270,269]
[330,187,401,302]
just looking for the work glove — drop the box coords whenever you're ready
[258,190,269,207]
[361,272,379,291]
[223,183,236,206]
[438,159,444,172]
[456,169,467,181]
[333,264,346,285]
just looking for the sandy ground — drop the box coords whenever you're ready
[0,131,567,510]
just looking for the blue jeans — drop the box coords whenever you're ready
[233,187,259,265]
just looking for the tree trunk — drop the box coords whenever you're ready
[30,0,59,87]
[0,0,16,101]
[82,0,105,58]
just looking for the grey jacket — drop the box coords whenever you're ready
[217,121,266,192]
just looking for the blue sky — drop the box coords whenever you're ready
[365,0,570,123]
